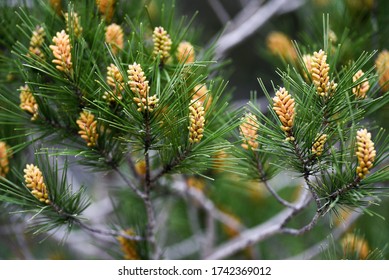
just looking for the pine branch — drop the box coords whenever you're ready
[328,177,361,201]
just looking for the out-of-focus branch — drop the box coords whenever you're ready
[74,219,145,241]
[170,179,244,233]
[213,0,305,59]
[207,0,230,25]
[228,0,265,30]
[0,215,34,259]
[206,188,312,259]
[202,213,216,258]
[289,210,363,259]
[164,233,204,259]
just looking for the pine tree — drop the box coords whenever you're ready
[0,0,388,260]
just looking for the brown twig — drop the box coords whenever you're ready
[256,152,296,209]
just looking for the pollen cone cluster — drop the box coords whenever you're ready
[0,142,10,178]
[49,30,73,75]
[188,101,205,144]
[19,85,39,121]
[105,23,124,55]
[117,229,140,260]
[96,0,115,22]
[356,128,376,179]
[311,50,332,97]
[341,233,370,259]
[266,31,297,62]
[103,64,124,103]
[352,70,369,99]
[312,134,327,156]
[76,110,99,147]
[152,26,172,63]
[272,87,296,140]
[65,12,83,38]
[24,164,50,204]
[28,25,45,59]
[240,113,259,150]
[128,63,158,112]
[375,50,389,92]
[192,84,212,111]
[176,41,195,63]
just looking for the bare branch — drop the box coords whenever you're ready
[74,219,145,241]
[213,0,305,59]
[205,188,312,259]
[202,213,216,258]
[264,180,297,209]
[114,166,145,199]
[228,0,265,30]
[256,152,296,209]
[164,233,204,259]
[170,179,244,233]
